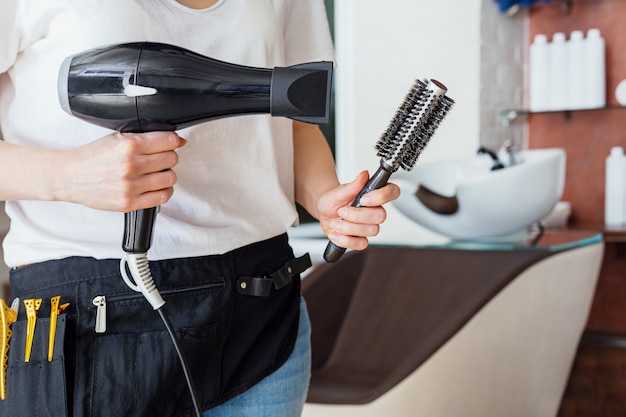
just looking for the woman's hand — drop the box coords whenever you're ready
[59,131,186,211]
[316,170,400,251]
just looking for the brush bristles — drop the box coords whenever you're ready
[375,79,454,171]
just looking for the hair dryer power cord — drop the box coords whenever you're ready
[157,307,203,417]
[120,254,203,417]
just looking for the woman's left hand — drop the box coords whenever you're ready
[316,170,400,251]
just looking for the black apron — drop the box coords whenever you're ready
[1,234,309,417]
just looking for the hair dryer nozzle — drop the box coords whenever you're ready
[271,62,333,125]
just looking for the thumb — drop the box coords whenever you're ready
[337,170,369,206]
[317,170,369,226]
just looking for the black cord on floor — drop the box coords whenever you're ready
[158,307,204,417]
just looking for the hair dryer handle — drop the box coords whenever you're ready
[123,207,158,253]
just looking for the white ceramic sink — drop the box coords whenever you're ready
[392,148,566,240]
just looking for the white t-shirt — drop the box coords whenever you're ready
[0,0,335,267]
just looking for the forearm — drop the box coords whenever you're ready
[0,131,184,211]
[0,140,66,202]
[292,121,339,220]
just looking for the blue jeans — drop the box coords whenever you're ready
[203,297,312,417]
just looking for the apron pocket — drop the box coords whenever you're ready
[90,323,217,417]
[1,315,69,417]
[88,282,225,417]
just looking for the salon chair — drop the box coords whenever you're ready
[301,230,603,417]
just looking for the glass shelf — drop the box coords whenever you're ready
[500,105,626,126]
[374,228,603,253]
[574,222,626,243]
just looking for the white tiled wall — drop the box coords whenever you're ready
[479,0,526,152]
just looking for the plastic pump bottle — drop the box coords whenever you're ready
[585,28,606,109]
[548,32,568,110]
[567,30,586,110]
[605,146,625,227]
[530,34,550,112]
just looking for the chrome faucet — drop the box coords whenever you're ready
[499,139,521,167]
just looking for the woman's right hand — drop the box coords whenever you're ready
[59,131,186,212]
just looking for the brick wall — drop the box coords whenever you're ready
[527,1,626,336]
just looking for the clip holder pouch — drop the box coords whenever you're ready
[0,309,69,417]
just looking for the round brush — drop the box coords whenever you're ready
[323,78,455,263]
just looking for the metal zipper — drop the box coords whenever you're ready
[92,296,107,334]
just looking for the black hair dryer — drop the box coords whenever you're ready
[58,42,333,255]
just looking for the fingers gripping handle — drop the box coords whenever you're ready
[323,165,393,263]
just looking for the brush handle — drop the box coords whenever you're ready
[323,164,394,263]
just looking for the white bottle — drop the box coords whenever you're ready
[530,34,550,112]
[567,30,586,110]
[616,79,626,106]
[605,146,625,227]
[548,32,568,111]
[585,28,606,109]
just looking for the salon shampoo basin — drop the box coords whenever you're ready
[392,148,566,240]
